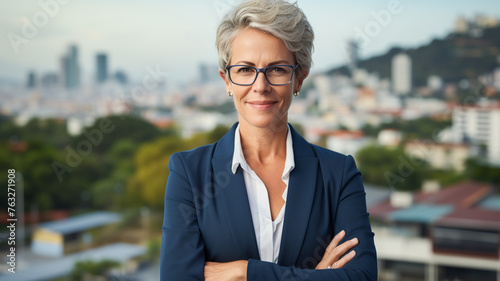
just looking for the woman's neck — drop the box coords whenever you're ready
[238,119,288,165]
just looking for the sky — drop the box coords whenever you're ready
[1,0,499,87]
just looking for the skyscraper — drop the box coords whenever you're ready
[391,53,412,95]
[347,40,360,73]
[96,53,108,84]
[61,45,80,89]
[26,71,36,88]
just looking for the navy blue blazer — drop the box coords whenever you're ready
[160,123,377,280]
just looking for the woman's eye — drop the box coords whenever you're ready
[271,67,285,73]
[237,67,252,73]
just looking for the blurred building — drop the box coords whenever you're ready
[452,102,500,165]
[31,211,121,257]
[378,129,402,147]
[114,70,128,85]
[96,53,108,84]
[60,44,80,89]
[370,182,500,281]
[494,67,500,91]
[347,39,360,72]
[392,53,412,95]
[41,72,59,89]
[0,243,145,281]
[325,130,372,157]
[455,16,469,34]
[405,141,470,172]
[26,70,36,89]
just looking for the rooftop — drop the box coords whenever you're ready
[368,181,500,230]
[435,207,500,231]
[0,243,145,281]
[38,211,121,235]
[390,204,453,223]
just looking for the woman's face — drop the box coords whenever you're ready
[220,28,308,131]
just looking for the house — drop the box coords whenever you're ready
[31,211,121,257]
[369,182,500,281]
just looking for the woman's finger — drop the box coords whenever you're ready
[325,230,345,255]
[331,250,356,269]
[318,235,358,269]
[316,230,348,269]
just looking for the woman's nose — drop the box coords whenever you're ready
[252,71,272,94]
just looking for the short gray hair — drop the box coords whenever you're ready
[216,0,314,74]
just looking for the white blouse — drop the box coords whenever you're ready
[231,124,295,263]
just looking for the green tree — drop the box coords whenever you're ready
[69,115,171,155]
[70,260,121,281]
[356,145,430,191]
[125,125,230,209]
[465,158,500,186]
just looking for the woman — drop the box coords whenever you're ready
[160,0,377,280]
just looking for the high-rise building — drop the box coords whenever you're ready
[347,39,360,73]
[452,102,500,165]
[61,45,80,89]
[27,71,36,88]
[41,73,58,89]
[114,70,128,85]
[391,53,412,95]
[96,53,108,84]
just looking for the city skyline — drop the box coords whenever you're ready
[1,0,500,87]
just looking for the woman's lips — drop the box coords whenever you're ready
[247,101,278,110]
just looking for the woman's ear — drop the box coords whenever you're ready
[294,69,309,93]
[219,69,232,94]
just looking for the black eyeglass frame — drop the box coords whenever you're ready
[225,64,300,86]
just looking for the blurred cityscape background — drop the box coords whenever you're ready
[1,1,500,281]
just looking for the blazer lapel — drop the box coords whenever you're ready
[279,126,318,266]
[211,123,260,260]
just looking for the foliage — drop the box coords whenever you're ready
[69,115,172,155]
[0,116,71,148]
[465,158,500,185]
[361,116,451,140]
[0,139,96,210]
[144,237,162,263]
[356,145,430,191]
[126,125,230,210]
[427,170,467,187]
[70,259,121,281]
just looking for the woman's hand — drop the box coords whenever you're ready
[204,260,248,281]
[315,230,358,270]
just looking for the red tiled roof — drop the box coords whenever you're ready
[434,207,500,231]
[414,181,490,207]
[368,199,399,219]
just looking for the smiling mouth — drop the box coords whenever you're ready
[247,101,278,110]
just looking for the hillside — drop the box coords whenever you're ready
[328,26,500,87]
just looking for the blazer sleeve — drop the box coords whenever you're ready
[160,152,205,281]
[246,155,377,281]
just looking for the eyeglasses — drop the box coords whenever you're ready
[226,64,299,86]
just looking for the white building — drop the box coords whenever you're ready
[455,16,469,33]
[326,130,372,157]
[405,141,471,172]
[378,129,402,147]
[391,53,412,95]
[494,67,500,91]
[371,182,500,281]
[452,102,500,165]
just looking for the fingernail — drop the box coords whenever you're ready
[351,238,358,243]
[349,250,356,256]
[339,230,345,236]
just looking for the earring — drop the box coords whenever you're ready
[228,91,233,97]
[293,92,299,96]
